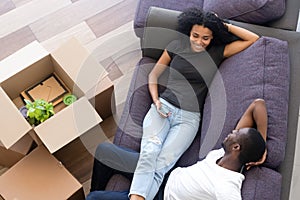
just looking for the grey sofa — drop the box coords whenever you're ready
[99,1,300,200]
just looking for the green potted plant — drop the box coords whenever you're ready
[24,99,55,126]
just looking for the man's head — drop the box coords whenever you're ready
[222,128,266,165]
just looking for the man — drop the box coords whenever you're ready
[164,99,267,200]
[87,99,267,200]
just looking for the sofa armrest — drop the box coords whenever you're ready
[266,0,300,31]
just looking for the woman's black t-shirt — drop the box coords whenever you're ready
[160,39,225,112]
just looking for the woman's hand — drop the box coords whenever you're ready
[245,150,267,170]
[154,99,161,109]
[155,99,169,118]
[223,22,231,32]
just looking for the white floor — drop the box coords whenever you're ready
[289,10,300,200]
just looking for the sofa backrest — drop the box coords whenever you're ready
[202,0,300,30]
[134,0,300,39]
[202,0,285,25]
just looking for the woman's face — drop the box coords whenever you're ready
[189,24,213,52]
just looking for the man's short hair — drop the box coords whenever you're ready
[238,128,266,164]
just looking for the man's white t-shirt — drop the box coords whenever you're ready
[164,148,245,200]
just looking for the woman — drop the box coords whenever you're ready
[129,7,259,200]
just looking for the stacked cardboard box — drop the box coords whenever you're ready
[0,146,85,200]
[0,38,115,199]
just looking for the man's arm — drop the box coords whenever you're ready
[235,98,267,140]
[234,98,268,168]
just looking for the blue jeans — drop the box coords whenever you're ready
[87,142,166,200]
[89,143,138,192]
[129,98,200,200]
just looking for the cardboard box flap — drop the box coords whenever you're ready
[85,75,113,99]
[0,146,82,200]
[51,38,108,93]
[0,87,32,149]
[0,41,49,83]
[34,97,102,153]
[0,134,33,167]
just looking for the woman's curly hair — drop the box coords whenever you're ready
[177,7,238,46]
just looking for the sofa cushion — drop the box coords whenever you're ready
[203,0,285,24]
[200,36,290,169]
[242,167,282,200]
[134,0,203,38]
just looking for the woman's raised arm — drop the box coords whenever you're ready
[223,23,259,58]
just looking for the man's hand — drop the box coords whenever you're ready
[245,150,267,170]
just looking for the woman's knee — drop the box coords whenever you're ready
[141,139,162,157]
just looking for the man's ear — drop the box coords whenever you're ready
[232,143,241,151]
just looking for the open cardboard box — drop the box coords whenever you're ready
[0,146,84,200]
[0,38,116,198]
[0,134,34,167]
[0,38,114,168]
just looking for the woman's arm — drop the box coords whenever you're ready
[223,23,260,58]
[148,49,171,107]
